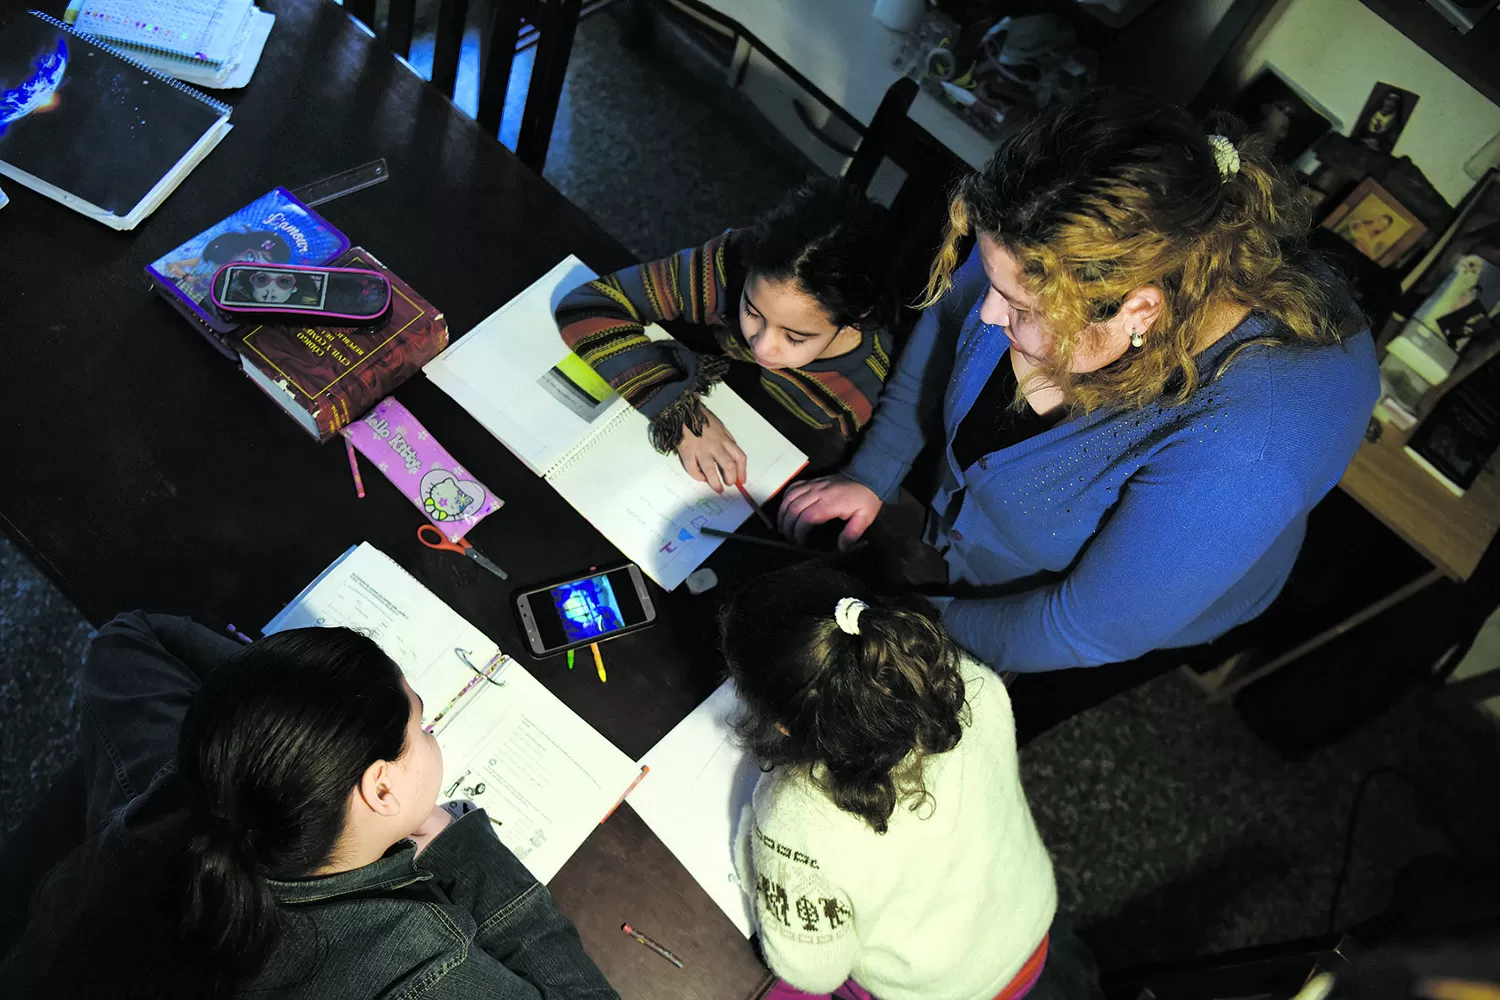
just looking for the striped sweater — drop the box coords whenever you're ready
[554,230,892,453]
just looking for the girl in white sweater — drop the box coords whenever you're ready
[725,565,1097,1000]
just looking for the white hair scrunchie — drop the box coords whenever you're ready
[1207,134,1240,183]
[833,597,867,636]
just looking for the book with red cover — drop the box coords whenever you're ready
[237,247,447,442]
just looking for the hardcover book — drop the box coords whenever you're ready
[238,247,448,442]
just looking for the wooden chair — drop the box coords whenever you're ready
[344,0,583,172]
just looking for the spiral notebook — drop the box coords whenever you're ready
[70,0,253,67]
[0,11,232,229]
[424,257,808,590]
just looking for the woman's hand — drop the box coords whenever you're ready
[408,805,454,856]
[678,406,746,493]
[778,475,882,547]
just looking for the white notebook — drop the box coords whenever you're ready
[424,257,808,590]
[629,680,758,936]
[73,0,252,66]
[264,542,643,884]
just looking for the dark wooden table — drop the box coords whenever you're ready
[0,2,775,996]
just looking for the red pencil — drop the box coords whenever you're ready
[600,765,650,823]
[735,481,775,532]
[344,436,366,499]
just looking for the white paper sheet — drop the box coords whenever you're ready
[436,660,643,884]
[630,681,759,936]
[264,543,640,883]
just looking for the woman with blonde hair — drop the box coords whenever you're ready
[779,89,1379,741]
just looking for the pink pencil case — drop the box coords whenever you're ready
[342,397,503,542]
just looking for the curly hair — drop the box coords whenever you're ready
[738,176,899,334]
[922,88,1362,412]
[719,564,967,834]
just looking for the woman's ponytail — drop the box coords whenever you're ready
[180,814,280,992]
[721,565,967,833]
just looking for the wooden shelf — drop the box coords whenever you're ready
[1357,0,1500,108]
[1339,418,1500,580]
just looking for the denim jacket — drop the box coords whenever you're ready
[1,612,618,1000]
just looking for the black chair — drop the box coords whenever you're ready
[843,77,973,310]
[344,0,583,173]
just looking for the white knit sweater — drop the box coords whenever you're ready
[733,657,1056,1000]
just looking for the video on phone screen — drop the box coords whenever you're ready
[551,575,625,643]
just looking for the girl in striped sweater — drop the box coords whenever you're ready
[554,178,896,492]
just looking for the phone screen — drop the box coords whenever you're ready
[523,569,648,651]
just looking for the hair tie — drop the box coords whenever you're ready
[834,597,867,635]
[1207,135,1240,183]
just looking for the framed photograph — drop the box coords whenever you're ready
[1351,82,1419,155]
[1230,66,1338,165]
[1321,177,1428,267]
[1404,168,1500,301]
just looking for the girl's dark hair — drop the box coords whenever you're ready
[176,627,409,995]
[923,88,1362,412]
[738,176,898,334]
[202,230,291,265]
[720,565,966,834]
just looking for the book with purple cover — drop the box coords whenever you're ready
[145,186,349,356]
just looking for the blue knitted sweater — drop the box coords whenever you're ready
[845,247,1379,672]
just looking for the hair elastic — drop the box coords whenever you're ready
[1207,134,1240,183]
[834,597,867,635]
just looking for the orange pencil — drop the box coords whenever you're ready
[590,641,606,683]
[600,765,650,823]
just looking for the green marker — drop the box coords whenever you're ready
[567,649,575,670]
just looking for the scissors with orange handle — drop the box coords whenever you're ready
[416,525,508,581]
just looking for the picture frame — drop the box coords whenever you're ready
[1321,177,1428,268]
[1229,66,1338,165]
[1351,82,1419,155]
[1403,169,1500,297]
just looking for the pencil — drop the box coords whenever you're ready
[735,481,776,531]
[621,923,683,969]
[344,437,365,499]
[567,648,575,670]
[591,642,606,683]
[600,765,650,823]
[226,624,253,644]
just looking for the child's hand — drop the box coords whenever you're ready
[678,407,747,493]
[407,804,454,856]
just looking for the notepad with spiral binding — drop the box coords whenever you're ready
[0,10,231,229]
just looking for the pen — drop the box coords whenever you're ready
[591,642,606,683]
[344,437,366,499]
[600,765,649,823]
[425,652,504,731]
[735,480,775,532]
[621,923,683,969]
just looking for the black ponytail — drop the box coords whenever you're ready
[738,176,898,334]
[720,565,966,833]
[175,628,409,995]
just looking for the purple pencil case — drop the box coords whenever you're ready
[342,397,503,542]
[209,262,394,325]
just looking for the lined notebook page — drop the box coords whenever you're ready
[546,383,807,590]
[76,0,251,64]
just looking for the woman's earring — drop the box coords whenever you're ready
[1130,329,1144,349]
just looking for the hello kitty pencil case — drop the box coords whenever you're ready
[342,397,503,542]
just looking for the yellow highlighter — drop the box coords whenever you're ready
[590,642,606,683]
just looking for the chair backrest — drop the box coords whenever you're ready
[343,0,502,132]
[844,78,973,311]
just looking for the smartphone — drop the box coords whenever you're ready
[209,262,393,324]
[514,564,657,657]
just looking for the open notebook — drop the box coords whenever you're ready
[66,0,275,89]
[424,257,808,590]
[630,680,757,936]
[0,12,231,229]
[264,542,643,883]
